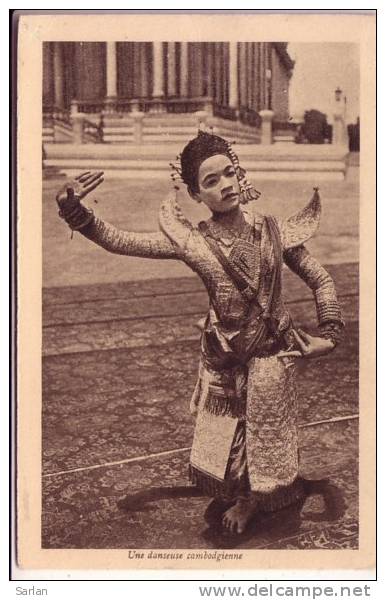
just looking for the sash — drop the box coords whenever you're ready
[190,218,284,484]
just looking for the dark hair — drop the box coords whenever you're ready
[180,131,231,194]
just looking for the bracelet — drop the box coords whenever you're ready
[59,203,94,230]
[318,322,343,346]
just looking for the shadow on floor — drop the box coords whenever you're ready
[117,478,346,549]
[117,484,205,511]
[202,478,347,549]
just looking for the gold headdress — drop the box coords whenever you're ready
[170,128,261,204]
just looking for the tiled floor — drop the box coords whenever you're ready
[42,264,359,550]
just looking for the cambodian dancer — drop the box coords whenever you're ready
[56,131,344,534]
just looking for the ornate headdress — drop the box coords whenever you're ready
[170,129,260,204]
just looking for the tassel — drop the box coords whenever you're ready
[189,464,225,497]
[189,467,305,511]
[203,392,245,418]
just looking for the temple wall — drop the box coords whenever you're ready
[42,41,294,144]
[271,47,291,121]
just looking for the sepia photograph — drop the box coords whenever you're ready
[15,12,375,572]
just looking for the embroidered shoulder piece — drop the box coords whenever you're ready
[280,188,321,250]
[159,190,193,249]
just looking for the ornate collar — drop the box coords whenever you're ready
[203,211,263,246]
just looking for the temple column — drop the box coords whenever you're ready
[203,42,214,98]
[43,43,54,106]
[106,42,117,98]
[239,43,247,108]
[222,43,228,106]
[255,44,261,111]
[265,43,272,110]
[53,42,64,108]
[247,43,253,109]
[259,42,266,109]
[152,42,164,98]
[252,43,259,110]
[180,42,189,97]
[192,43,204,97]
[104,41,117,114]
[139,43,150,98]
[167,42,176,97]
[229,42,238,111]
[259,109,274,144]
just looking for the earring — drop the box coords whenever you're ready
[226,142,261,204]
[238,172,261,204]
[170,158,183,190]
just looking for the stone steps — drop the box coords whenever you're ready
[43,142,349,180]
[102,113,261,145]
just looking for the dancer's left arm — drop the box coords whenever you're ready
[279,245,344,359]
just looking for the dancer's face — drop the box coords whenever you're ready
[193,154,240,214]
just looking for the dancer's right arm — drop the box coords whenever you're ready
[56,171,180,259]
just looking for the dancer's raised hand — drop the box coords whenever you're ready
[56,171,104,210]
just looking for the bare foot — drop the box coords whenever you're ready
[222,498,258,534]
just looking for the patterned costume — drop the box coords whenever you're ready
[59,186,343,511]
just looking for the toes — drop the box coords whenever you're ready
[226,521,234,533]
[222,514,246,535]
[223,517,237,534]
[223,516,235,533]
